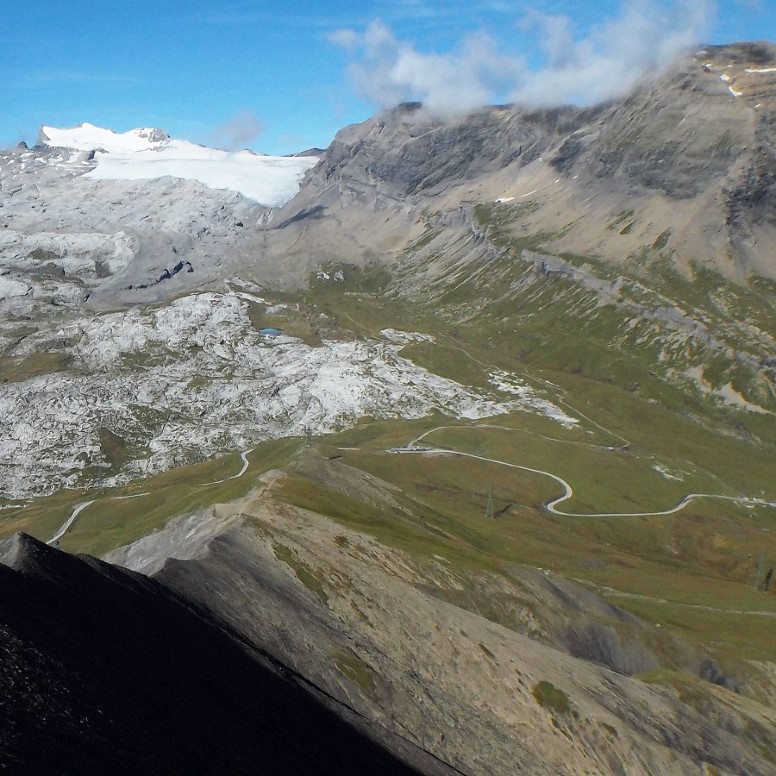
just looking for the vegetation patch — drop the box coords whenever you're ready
[0,352,71,382]
[334,653,376,696]
[610,210,635,228]
[409,227,442,251]
[273,541,329,605]
[479,642,497,660]
[652,229,671,251]
[98,427,128,471]
[472,202,564,253]
[532,680,570,714]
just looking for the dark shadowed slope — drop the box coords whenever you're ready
[0,532,420,776]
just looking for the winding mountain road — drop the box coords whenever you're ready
[47,450,256,545]
[203,449,253,485]
[47,408,775,547]
[397,431,776,518]
[48,499,96,545]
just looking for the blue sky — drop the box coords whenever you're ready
[2,1,774,155]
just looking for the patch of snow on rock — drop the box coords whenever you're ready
[489,370,578,428]
[40,124,173,153]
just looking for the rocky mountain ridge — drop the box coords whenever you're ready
[0,531,424,774]
[263,41,776,284]
[6,456,774,775]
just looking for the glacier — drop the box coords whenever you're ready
[40,123,318,207]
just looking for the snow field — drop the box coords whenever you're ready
[40,123,318,207]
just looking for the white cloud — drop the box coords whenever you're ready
[514,0,715,106]
[330,1,715,120]
[325,28,360,51]
[209,109,264,150]
[333,21,524,120]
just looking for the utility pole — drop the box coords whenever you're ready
[755,550,766,590]
[485,483,495,520]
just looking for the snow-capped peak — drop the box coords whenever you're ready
[40,123,173,154]
[38,122,318,207]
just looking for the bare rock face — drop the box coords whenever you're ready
[313,102,581,198]
[260,42,776,285]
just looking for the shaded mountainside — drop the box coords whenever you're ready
[4,398,776,773]
[5,494,772,775]
[0,532,424,775]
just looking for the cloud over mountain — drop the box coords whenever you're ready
[330,0,714,119]
[210,109,264,150]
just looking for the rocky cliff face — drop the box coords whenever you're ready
[263,42,776,283]
[314,102,584,198]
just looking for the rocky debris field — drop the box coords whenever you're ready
[0,291,572,498]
